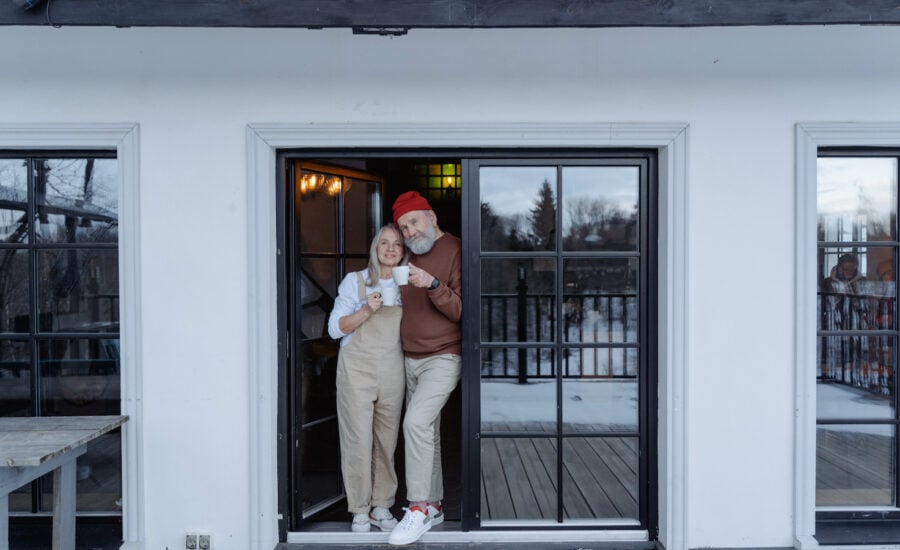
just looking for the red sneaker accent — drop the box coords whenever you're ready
[409,505,428,516]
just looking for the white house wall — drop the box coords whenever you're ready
[2,24,900,550]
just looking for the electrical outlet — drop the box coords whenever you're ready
[185,533,198,550]
[198,533,212,550]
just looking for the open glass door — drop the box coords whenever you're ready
[287,161,383,526]
[464,157,656,532]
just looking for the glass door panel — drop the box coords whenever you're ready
[289,160,383,524]
[467,157,652,530]
[480,258,555,343]
[479,166,557,252]
[561,166,639,252]
[817,424,895,506]
[481,437,558,522]
[563,258,639,344]
[344,178,379,255]
[816,153,900,511]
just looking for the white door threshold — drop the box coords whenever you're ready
[287,527,649,544]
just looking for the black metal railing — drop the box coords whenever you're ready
[480,292,638,380]
[818,287,895,395]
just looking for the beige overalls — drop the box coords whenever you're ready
[335,272,405,514]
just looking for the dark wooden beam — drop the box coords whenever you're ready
[2,0,899,28]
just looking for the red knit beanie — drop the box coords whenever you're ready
[392,191,432,224]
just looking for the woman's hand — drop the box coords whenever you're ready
[366,291,384,313]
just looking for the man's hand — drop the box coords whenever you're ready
[408,262,436,289]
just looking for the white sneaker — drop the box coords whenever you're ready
[351,512,370,532]
[370,506,398,531]
[388,506,431,545]
[426,503,444,527]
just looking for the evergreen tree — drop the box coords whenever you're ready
[528,178,556,250]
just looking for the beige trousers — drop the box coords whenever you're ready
[336,293,405,514]
[403,353,461,503]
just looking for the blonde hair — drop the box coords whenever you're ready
[365,224,408,286]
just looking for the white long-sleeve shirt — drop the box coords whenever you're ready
[327,269,400,347]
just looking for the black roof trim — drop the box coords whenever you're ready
[2,0,900,28]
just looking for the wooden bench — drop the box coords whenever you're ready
[0,415,128,550]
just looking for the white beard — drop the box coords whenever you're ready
[406,223,437,255]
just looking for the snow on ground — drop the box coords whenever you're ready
[480,378,637,429]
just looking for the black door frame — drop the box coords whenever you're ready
[275,148,658,538]
[461,153,658,533]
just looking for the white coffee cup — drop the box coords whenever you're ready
[392,265,410,285]
[381,286,399,306]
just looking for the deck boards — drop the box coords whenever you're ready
[480,430,639,522]
[816,428,893,506]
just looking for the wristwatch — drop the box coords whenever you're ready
[429,277,440,290]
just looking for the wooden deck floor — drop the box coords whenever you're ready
[817,428,893,506]
[480,430,639,522]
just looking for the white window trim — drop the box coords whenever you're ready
[0,123,143,549]
[246,122,689,550]
[794,123,900,550]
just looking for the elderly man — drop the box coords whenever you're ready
[387,191,462,546]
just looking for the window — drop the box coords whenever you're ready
[814,150,900,546]
[0,153,122,515]
[413,162,462,203]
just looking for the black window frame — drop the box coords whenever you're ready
[0,150,122,520]
[815,148,900,541]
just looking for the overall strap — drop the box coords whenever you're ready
[355,271,367,302]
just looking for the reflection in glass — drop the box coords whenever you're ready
[40,338,120,417]
[563,377,637,432]
[818,157,897,242]
[817,360,894,420]
[0,249,30,333]
[481,258,555,343]
[345,257,367,274]
[818,247,895,332]
[481,346,556,381]
[297,172,338,254]
[0,340,30,417]
[563,346,637,379]
[34,158,118,244]
[40,430,122,512]
[563,438,638,521]
[481,437,557,521]
[817,335,894,410]
[300,419,343,511]
[563,258,638,343]
[297,258,337,340]
[562,167,638,251]
[0,159,28,243]
[480,167,556,252]
[344,179,379,255]
[8,483,30,513]
[816,424,894,506]
[37,250,119,333]
[481,373,556,432]
[299,339,339,425]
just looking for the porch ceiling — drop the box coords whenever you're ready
[1,0,899,29]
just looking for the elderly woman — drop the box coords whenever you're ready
[328,224,407,532]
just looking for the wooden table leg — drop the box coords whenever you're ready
[0,492,8,550]
[52,461,76,550]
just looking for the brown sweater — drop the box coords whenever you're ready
[399,232,462,359]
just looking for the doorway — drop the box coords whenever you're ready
[276,150,657,537]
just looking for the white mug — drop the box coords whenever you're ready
[392,265,410,285]
[381,286,399,306]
